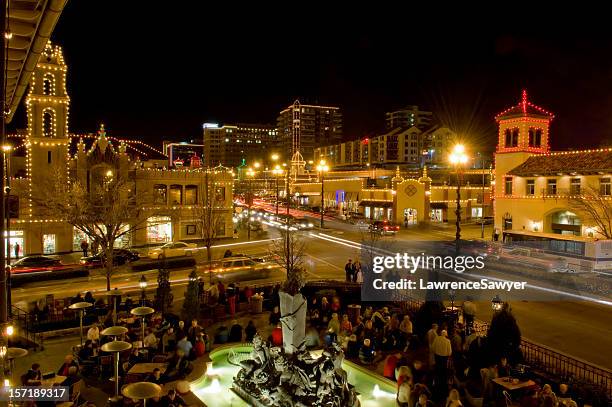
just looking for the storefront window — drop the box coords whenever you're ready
[373,207,384,220]
[73,227,90,251]
[4,230,24,258]
[43,234,56,254]
[185,185,198,205]
[147,216,172,243]
[471,208,483,218]
[431,209,443,222]
[169,185,182,205]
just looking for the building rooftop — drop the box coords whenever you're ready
[495,90,554,121]
[508,148,612,176]
[6,132,167,161]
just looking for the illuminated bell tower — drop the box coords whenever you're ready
[25,42,70,218]
[494,90,554,178]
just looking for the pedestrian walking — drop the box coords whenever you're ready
[80,240,89,257]
[493,228,500,242]
[344,259,355,282]
[13,242,19,258]
[353,260,362,283]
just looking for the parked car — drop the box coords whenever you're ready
[147,242,198,259]
[79,248,140,267]
[369,220,400,235]
[207,256,277,282]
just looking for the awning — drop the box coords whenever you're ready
[359,200,393,208]
[430,202,448,209]
[5,0,69,122]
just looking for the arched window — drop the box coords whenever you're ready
[42,74,54,95]
[511,128,519,147]
[42,110,54,137]
[504,129,512,147]
[528,128,535,147]
[535,129,542,147]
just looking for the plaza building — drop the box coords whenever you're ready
[291,166,492,225]
[493,91,612,269]
[5,43,234,256]
[314,125,457,169]
[277,100,343,161]
[203,122,277,167]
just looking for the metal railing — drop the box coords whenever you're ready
[471,315,611,400]
[11,304,42,350]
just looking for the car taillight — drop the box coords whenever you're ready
[384,226,389,230]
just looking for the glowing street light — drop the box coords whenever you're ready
[492,295,503,312]
[139,275,147,305]
[316,159,330,228]
[449,144,469,255]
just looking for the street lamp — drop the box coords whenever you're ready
[491,295,503,312]
[2,145,12,314]
[272,164,284,216]
[139,275,147,305]
[449,144,468,255]
[316,159,329,228]
[246,167,256,240]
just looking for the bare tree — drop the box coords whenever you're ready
[193,170,228,284]
[569,186,612,239]
[269,229,306,295]
[36,167,149,290]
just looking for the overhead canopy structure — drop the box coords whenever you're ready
[4,0,68,122]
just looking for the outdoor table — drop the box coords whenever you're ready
[128,363,167,375]
[122,381,162,407]
[493,377,537,392]
[41,375,66,387]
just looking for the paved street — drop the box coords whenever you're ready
[11,222,612,369]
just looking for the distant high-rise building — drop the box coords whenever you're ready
[203,123,278,167]
[385,105,433,130]
[277,100,343,161]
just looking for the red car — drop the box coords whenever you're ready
[369,220,400,235]
[10,256,88,285]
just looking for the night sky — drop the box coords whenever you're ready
[10,4,612,154]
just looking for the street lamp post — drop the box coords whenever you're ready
[2,145,11,315]
[316,160,329,229]
[246,167,256,240]
[272,164,283,216]
[139,275,147,306]
[477,152,488,239]
[449,144,468,255]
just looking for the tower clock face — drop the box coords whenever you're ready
[404,185,417,196]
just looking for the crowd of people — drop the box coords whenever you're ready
[20,282,593,407]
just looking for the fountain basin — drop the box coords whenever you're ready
[191,344,398,407]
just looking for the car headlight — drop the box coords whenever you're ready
[308,223,314,227]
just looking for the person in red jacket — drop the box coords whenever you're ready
[383,353,400,379]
